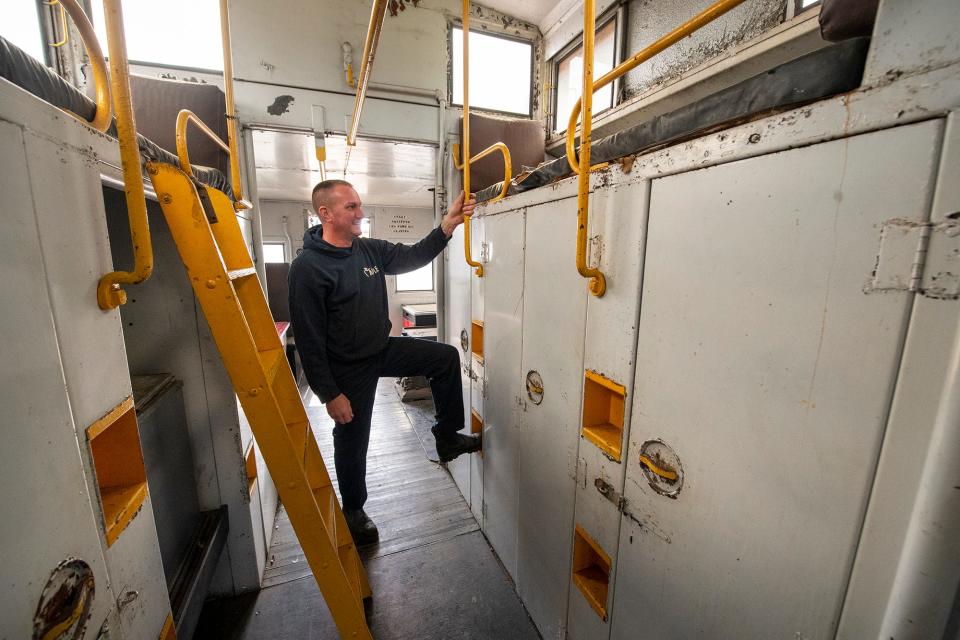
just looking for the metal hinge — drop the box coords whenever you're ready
[867,220,960,299]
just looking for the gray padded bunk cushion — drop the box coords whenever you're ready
[475,37,870,203]
[0,35,232,195]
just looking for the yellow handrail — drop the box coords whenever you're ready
[44,0,69,47]
[573,0,605,296]
[97,0,153,309]
[566,0,750,174]
[219,0,244,204]
[57,0,112,132]
[347,0,388,146]
[452,142,512,203]
[460,0,484,277]
[175,109,231,175]
[568,0,750,297]
[457,0,516,277]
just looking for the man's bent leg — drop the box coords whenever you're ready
[379,337,464,435]
[380,337,479,462]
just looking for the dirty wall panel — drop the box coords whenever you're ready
[610,120,943,639]
[479,209,526,582]
[517,201,589,639]
[445,223,473,502]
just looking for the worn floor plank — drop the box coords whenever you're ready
[196,380,540,639]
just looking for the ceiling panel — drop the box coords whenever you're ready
[478,0,558,29]
[252,130,437,207]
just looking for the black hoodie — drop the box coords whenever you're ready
[288,224,450,403]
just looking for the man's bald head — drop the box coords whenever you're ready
[312,179,354,213]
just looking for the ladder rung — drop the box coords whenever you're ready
[228,267,258,280]
[312,485,338,547]
[338,542,362,601]
[150,164,372,638]
[259,347,286,385]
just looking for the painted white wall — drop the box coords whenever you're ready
[229,0,460,140]
[259,200,311,260]
[371,206,439,336]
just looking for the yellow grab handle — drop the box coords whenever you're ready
[639,454,678,482]
[97,0,152,309]
[58,0,112,132]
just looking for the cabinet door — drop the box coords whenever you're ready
[610,120,943,640]
[518,202,589,638]
[481,210,526,581]
[445,223,473,500]
[469,215,486,524]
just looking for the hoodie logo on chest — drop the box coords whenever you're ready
[363,266,380,278]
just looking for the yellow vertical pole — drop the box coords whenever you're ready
[219,0,244,203]
[461,0,483,276]
[576,0,605,297]
[97,0,153,309]
[347,0,388,146]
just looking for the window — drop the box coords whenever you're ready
[396,262,434,292]
[554,18,617,134]
[452,27,533,116]
[2,1,46,63]
[91,0,224,71]
[263,242,286,263]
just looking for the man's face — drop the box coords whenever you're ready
[319,185,364,238]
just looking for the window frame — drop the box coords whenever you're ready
[551,8,622,134]
[449,24,535,119]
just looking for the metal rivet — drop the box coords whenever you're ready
[206,279,217,289]
[249,388,259,396]
[160,193,173,204]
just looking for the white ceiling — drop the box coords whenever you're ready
[478,0,574,31]
[252,130,437,207]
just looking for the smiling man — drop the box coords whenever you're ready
[288,179,482,546]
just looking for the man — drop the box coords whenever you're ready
[289,179,481,546]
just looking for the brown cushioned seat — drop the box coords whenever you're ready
[459,112,545,192]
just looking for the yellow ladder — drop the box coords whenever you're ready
[146,161,373,639]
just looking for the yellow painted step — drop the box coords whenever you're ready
[312,485,338,547]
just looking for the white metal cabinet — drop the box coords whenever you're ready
[566,180,649,639]
[610,120,943,639]
[838,112,960,639]
[469,215,486,525]
[0,121,118,639]
[479,209,526,581]
[23,130,171,637]
[445,223,473,501]
[517,202,589,639]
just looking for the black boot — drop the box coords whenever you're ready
[343,508,379,547]
[432,426,482,463]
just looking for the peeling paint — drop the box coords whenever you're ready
[266,95,295,116]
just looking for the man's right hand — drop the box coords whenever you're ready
[326,393,354,424]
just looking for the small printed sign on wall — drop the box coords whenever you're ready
[377,208,433,240]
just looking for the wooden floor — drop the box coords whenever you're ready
[196,380,541,640]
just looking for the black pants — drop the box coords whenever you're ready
[329,337,464,510]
